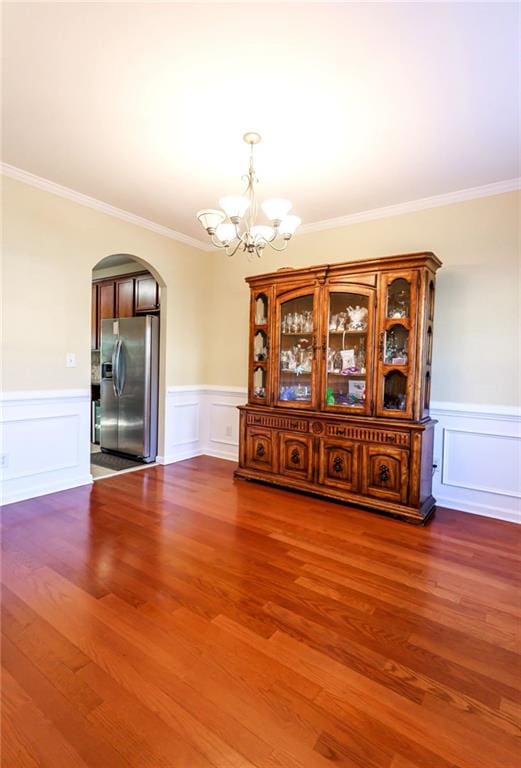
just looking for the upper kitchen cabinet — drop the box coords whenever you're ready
[91,271,160,349]
[115,277,135,318]
[135,275,160,312]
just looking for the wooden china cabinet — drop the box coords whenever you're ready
[235,252,442,523]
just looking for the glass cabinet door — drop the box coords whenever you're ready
[276,289,318,409]
[249,291,270,403]
[376,272,417,418]
[323,288,375,414]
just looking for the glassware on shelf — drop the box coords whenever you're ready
[280,384,310,401]
[384,326,408,365]
[281,310,313,334]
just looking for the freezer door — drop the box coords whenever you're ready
[100,319,119,452]
[116,316,158,459]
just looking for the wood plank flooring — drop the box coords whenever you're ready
[1,455,520,767]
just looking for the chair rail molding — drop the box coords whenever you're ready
[3,386,519,523]
[1,388,92,505]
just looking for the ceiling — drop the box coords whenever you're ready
[2,2,519,244]
[94,254,139,270]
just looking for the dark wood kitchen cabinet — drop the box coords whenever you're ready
[115,277,135,318]
[135,275,159,312]
[235,251,441,524]
[91,270,160,349]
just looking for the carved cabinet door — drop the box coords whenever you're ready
[245,428,277,473]
[318,440,360,492]
[362,445,409,504]
[279,433,314,481]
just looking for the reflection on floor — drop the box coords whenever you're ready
[90,444,157,480]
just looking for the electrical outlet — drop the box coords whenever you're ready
[433,456,440,474]
[66,352,76,368]
[0,454,8,469]
[225,425,232,438]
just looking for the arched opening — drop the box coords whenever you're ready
[90,253,166,479]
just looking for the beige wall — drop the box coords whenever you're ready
[204,191,520,406]
[1,176,210,394]
[2,177,519,411]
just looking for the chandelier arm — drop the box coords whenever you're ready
[209,235,227,249]
[225,239,246,258]
[262,237,289,253]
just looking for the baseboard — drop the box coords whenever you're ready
[2,474,93,506]
[435,495,520,525]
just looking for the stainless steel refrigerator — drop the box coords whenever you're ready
[100,316,159,462]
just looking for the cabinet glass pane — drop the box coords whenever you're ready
[279,295,313,402]
[383,371,407,411]
[384,324,408,365]
[253,330,268,361]
[326,292,369,408]
[387,278,410,319]
[255,293,268,325]
[253,366,266,399]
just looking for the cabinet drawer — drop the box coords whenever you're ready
[245,427,277,473]
[279,433,313,481]
[362,445,409,504]
[318,439,360,492]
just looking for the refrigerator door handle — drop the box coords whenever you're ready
[112,339,122,398]
[116,340,125,397]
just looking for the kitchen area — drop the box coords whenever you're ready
[91,256,161,479]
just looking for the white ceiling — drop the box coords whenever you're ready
[2,2,519,243]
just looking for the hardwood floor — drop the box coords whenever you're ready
[1,456,520,768]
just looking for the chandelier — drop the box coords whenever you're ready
[196,132,301,258]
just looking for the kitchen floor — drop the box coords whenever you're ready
[90,444,158,480]
[90,443,114,479]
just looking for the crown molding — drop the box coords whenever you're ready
[3,162,518,248]
[1,163,212,252]
[298,177,521,236]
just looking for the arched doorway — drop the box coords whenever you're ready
[90,254,166,479]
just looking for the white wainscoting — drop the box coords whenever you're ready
[1,389,92,506]
[431,402,520,524]
[3,387,519,523]
[157,386,246,465]
[160,388,521,524]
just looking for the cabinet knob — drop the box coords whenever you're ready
[290,447,300,465]
[255,443,266,458]
[333,456,343,473]
[379,463,390,482]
